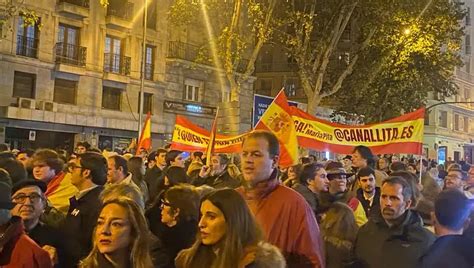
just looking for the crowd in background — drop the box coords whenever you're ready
[0,133,473,268]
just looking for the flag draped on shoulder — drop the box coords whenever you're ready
[255,89,299,168]
[136,112,152,155]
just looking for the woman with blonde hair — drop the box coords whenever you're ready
[80,197,153,268]
[176,188,285,268]
[320,202,358,268]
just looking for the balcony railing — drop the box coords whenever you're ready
[55,42,87,67]
[106,2,134,21]
[145,63,154,80]
[255,61,298,73]
[58,0,90,8]
[104,53,131,75]
[16,35,38,58]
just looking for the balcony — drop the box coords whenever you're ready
[167,41,247,72]
[255,61,298,73]
[106,2,133,29]
[55,42,86,66]
[16,36,38,58]
[56,0,90,18]
[104,53,130,83]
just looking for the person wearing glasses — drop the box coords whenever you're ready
[292,163,329,221]
[63,152,108,267]
[320,161,368,227]
[10,179,68,267]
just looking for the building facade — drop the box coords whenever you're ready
[0,0,253,152]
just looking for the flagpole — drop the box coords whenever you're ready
[206,107,219,162]
[138,0,148,139]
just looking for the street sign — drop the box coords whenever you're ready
[252,94,299,127]
[28,130,36,141]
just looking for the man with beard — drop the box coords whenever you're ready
[194,154,241,189]
[355,167,381,219]
[354,176,435,268]
[236,130,324,267]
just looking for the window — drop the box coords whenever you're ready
[102,87,121,110]
[257,78,272,96]
[104,36,123,73]
[439,110,448,128]
[454,114,460,131]
[466,58,471,73]
[424,112,430,126]
[184,79,201,102]
[144,45,154,80]
[467,7,471,26]
[13,71,36,98]
[284,78,298,97]
[54,79,76,104]
[138,92,153,114]
[464,116,470,133]
[16,16,40,58]
[56,24,84,65]
[147,0,157,29]
[465,86,471,101]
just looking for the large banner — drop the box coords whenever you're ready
[170,115,245,153]
[171,108,425,155]
[291,106,425,155]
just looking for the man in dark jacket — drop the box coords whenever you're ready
[63,152,107,266]
[144,148,167,203]
[355,167,381,219]
[194,154,241,189]
[419,189,474,268]
[354,176,435,268]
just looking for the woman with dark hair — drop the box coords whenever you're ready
[127,156,149,203]
[320,202,358,268]
[80,197,154,268]
[153,185,201,268]
[376,157,390,174]
[292,163,328,219]
[351,146,387,188]
[283,164,302,188]
[176,188,285,268]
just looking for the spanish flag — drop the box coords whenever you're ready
[136,112,152,155]
[255,89,299,167]
[205,108,218,162]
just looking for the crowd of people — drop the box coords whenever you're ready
[0,133,473,267]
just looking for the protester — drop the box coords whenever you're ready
[100,183,145,210]
[355,167,381,219]
[79,197,154,268]
[351,145,387,187]
[389,161,407,173]
[32,149,77,214]
[320,162,367,227]
[444,168,470,197]
[166,150,186,168]
[292,163,328,219]
[144,148,167,204]
[75,141,91,154]
[175,188,285,267]
[106,155,141,191]
[16,148,34,167]
[320,202,358,268]
[237,130,324,267]
[194,154,241,189]
[354,176,435,268]
[376,157,390,174]
[127,156,149,202]
[0,169,52,268]
[0,158,27,184]
[154,185,200,268]
[419,189,474,267]
[64,152,107,266]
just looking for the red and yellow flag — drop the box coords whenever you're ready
[136,113,152,155]
[255,89,299,168]
[205,109,218,161]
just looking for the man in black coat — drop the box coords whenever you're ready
[419,189,474,268]
[144,148,167,203]
[354,176,435,268]
[10,179,69,267]
[63,152,107,266]
[194,154,241,189]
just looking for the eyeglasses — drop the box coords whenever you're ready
[12,193,42,204]
[67,163,83,172]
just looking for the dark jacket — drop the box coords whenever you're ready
[356,187,380,219]
[0,216,52,268]
[292,183,320,216]
[354,210,435,268]
[324,239,355,268]
[152,219,198,268]
[419,235,474,268]
[193,170,241,189]
[144,165,164,204]
[28,222,69,268]
[63,186,103,266]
